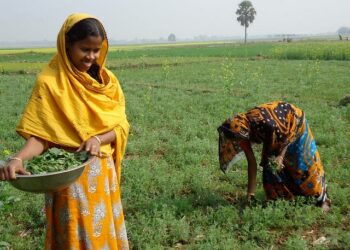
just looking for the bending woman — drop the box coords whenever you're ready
[0,13,130,249]
[217,101,330,211]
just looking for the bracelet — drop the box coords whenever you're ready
[9,156,23,163]
[93,135,102,145]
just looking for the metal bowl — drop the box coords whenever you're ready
[9,156,96,193]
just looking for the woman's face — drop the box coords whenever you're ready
[218,131,243,173]
[67,35,103,72]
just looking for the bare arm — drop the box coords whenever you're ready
[77,130,116,157]
[0,136,46,180]
[240,140,257,198]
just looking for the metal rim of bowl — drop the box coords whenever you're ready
[15,156,97,178]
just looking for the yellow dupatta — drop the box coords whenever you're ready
[16,13,129,181]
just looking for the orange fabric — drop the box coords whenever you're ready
[225,101,326,200]
[283,124,325,196]
[263,120,325,200]
[228,101,305,156]
[45,157,129,249]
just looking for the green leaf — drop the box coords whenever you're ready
[26,148,89,174]
[0,241,11,247]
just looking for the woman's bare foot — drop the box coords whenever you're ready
[321,198,331,213]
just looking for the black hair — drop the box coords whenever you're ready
[217,125,234,138]
[66,18,105,44]
[66,18,106,82]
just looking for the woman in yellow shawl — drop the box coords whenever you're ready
[0,13,130,249]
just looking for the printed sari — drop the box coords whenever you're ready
[45,157,129,249]
[263,120,326,202]
[229,101,327,201]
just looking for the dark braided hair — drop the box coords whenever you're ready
[66,18,106,82]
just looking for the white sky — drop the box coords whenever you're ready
[1,0,350,42]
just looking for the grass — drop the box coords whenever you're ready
[0,41,349,249]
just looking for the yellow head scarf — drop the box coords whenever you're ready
[16,13,129,179]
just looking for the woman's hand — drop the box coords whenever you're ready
[76,131,116,157]
[275,145,288,170]
[0,136,45,180]
[77,136,102,157]
[275,155,285,170]
[0,158,31,180]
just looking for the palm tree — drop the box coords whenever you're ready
[236,1,256,43]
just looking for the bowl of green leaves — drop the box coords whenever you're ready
[9,148,95,193]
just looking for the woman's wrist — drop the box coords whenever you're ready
[92,130,116,146]
[8,156,23,163]
[92,135,102,145]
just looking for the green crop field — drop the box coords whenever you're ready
[0,41,349,249]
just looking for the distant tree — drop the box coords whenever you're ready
[338,27,350,41]
[337,27,350,35]
[236,0,256,43]
[168,33,176,42]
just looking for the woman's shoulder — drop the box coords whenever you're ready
[35,62,58,88]
[36,71,55,84]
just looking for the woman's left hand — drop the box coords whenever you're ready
[275,155,285,170]
[77,136,102,157]
[275,145,288,170]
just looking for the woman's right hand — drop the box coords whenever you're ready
[0,159,31,181]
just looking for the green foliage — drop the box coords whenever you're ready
[25,148,88,174]
[0,41,349,249]
[0,182,45,249]
[236,1,257,28]
[271,41,350,60]
[283,235,308,250]
[266,157,280,175]
[1,42,350,75]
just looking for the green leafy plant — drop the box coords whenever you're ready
[266,156,280,175]
[25,148,88,174]
[1,41,350,249]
